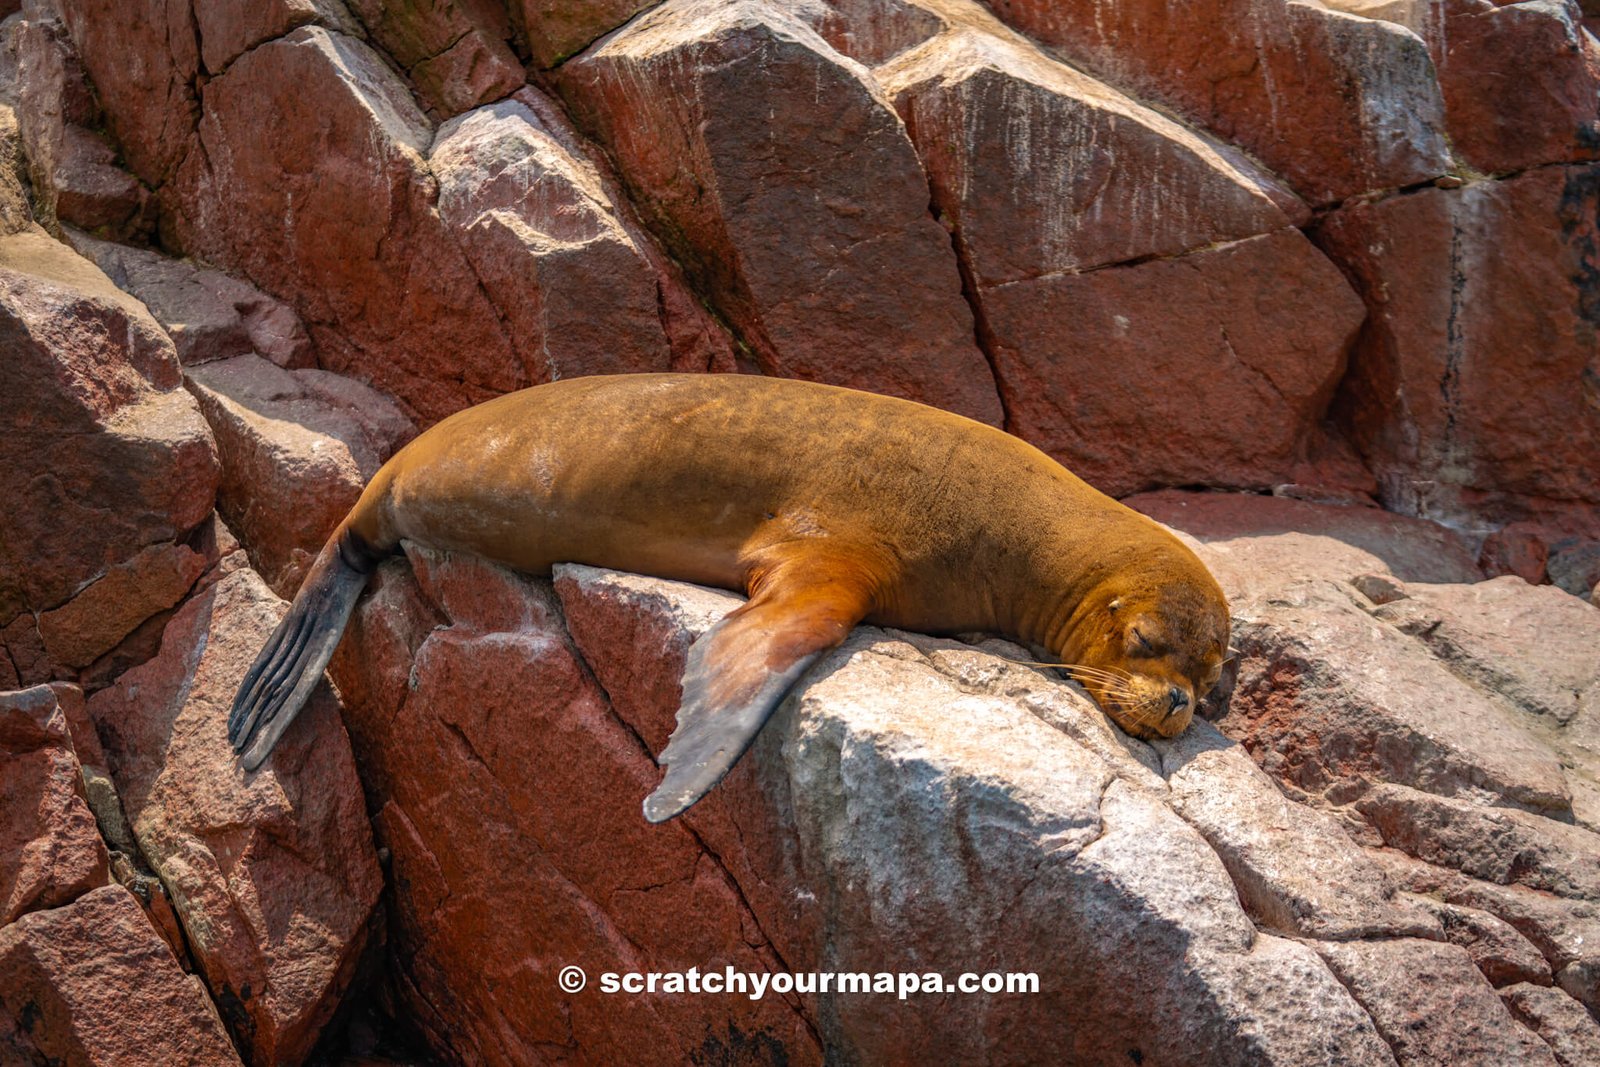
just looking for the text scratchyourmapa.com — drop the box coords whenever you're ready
[559,966,1040,1001]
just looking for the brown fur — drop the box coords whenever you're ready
[341,373,1231,740]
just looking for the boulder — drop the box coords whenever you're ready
[1368,577,1600,829]
[557,0,1002,424]
[977,0,1452,204]
[0,884,242,1066]
[1160,724,1439,940]
[430,94,674,381]
[330,555,1404,1064]
[873,4,1302,283]
[168,26,524,424]
[513,0,657,67]
[54,0,196,189]
[1420,0,1600,175]
[1359,783,1600,899]
[1417,899,1552,988]
[65,229,315,368]
[1315,166,1600,528]
[9,7,146,235]
[184,354,414,596]
[343,0,524,116]
[0,229,218,681]
[1500,982,1600,1067]
[981,230,1366,495]
[0,684,107,925]
[328,549,819,1065]
[86,565,382,1065]
[1225,579,1571,815]
[1315,938,1558,1065]
[0,101,31,234]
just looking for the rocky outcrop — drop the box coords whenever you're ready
[311,488,1600,1064]
[0,227,218,688]
[4,0,1599,1061]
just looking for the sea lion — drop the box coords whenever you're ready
[229,373,1230,822]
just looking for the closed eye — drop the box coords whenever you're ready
[1131,629,1155,655]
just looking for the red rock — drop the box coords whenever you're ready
[0,884,242,1066]
[430,95,674,380]
[344,0,524,115]
[557,0,1002,424]
[0,684,108,925]
[980,0,1452,204]
[1424,0,1600,174]
[10,8,147,236]
[0,104,31,235]
[513,0,656,67]
[1500,983,1600,1067]
[1316,166,1600,527]
[54,0,196,188]
[1480,522,1552,584]
[86,566,382,1066]
[329,549,819,1065]
[192,0,365,73]
[66,229,315,368]
[1316,938,1558,1066]
[874,3,1303,282]
[34,541,206,668]
[0,229,218,671]
[169,26,524,424]
[185,354,414,596]
[986,231,1366,495]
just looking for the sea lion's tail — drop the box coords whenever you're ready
[228,527,387,770]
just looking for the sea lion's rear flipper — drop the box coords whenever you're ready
[228,531,380,770]
[642,548,878,823]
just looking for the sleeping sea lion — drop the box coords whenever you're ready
[228,374,1230,822]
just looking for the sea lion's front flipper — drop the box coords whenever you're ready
[642,547,879,823]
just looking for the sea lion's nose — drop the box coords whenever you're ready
[1168,686,1189,712]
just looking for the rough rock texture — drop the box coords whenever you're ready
[982,231,1366,494]
[87,564,383,1066]
[557,0,1004,424]
[429,94,674,382]
[7,7,147,236]
[330,552,1409,1065]
[1501,981,1600,1067]
[1316,166,1600,529]
[66,228,315,368]
[980,0,1452,204]
[0,228,218,683]
[0,884,243,1066]
[0,684,107,925]
[185,353,415,596]
[344,0,524,117]
[167,26,522,424]
[1417,0,1600,175]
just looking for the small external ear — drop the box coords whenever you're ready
[1107,597,1122,613]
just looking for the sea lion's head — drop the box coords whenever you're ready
[1056,566,1231,740]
